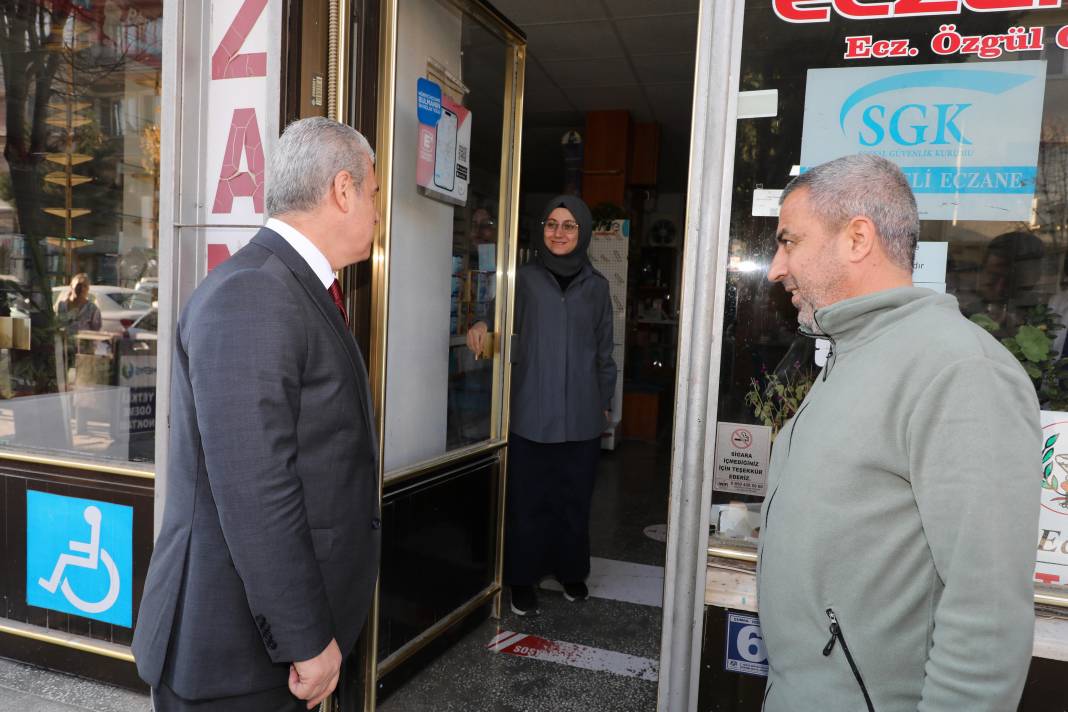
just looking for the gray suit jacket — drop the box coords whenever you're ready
[132,228,380,700]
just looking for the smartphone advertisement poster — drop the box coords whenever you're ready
[417,77,472,207]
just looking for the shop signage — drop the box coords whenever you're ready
[845,25,1045,61]
[775,0,1068,25]
[119,354,157,435]
[800,61,1046,221]
[1037,412,1068,587]
[725,612,768,677]
[204,0,281,272]
[25,491,133,627]
[416,77,472,207]
[713,422,772,496]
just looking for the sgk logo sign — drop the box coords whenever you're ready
[837,68,1037,148]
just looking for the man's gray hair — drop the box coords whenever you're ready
[266,117,376,216]
[780,154,919,271]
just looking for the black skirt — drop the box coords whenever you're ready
[504,432,601,586]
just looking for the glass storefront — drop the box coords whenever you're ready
[711,0,1068,601]
[0,0,162,469]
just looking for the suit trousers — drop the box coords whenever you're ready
[152,682,305,712]
[504,432,601,586]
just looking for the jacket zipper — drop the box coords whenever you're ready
[822,609,875,712]
[800,312,837,381]
[558,270,573,436]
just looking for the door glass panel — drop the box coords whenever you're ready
[719,3,1068,598]
[382,0,518,473]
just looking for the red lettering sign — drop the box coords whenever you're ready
[774,0,1062,23]
[836,0,892,18]
[964,0,1035,8]
[844,35,919,59]
[207,244,233,272]
[931,24,1044,57]
[1057,24,1068,47]
[893,0,961,15]
[211,108,265,214]
[774,0,831,23]
[212,0,268,79]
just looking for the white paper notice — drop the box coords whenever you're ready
[737,89,779,120]
[1038,411,1068,589]
[913,241,948,294]
[752,189,783,217]
[714,422,772,496]
[913,242,948,283]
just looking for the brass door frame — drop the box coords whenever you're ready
[353,0,525,707]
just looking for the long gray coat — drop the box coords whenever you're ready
[132,229,380,700]
[509,260,616,443]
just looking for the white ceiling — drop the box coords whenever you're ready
[488,0,700,191]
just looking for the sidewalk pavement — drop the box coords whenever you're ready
[0,657,149,712]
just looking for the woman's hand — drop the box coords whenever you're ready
[466,321,489,356]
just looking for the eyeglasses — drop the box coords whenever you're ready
[544,219,579,235]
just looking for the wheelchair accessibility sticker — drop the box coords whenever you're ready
[26,491,132,627]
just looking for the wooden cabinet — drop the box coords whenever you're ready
[581,112,661,205]
[582,110,631,208]
[629,122,660,187]
[622,388,660,442]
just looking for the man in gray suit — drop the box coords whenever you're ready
[132,117,380,711]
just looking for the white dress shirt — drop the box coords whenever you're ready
[264,217,335,289]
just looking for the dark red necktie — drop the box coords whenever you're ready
[328,279,348,326]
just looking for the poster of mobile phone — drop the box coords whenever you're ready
[416,77,472,207]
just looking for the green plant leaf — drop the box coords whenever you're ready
[1025,362,1043,380]
[1001,338,1023,358]
[1016,325,1051,362]
[970,313,1000,333]
[1046,434,1060,449]
[1044,448,1054,463]
[1052,474,1060,492]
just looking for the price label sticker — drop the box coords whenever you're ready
[725,612,769,677]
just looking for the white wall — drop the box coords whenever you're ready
[383,0,463,472]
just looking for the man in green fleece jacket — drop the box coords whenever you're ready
[759,153,1040,712]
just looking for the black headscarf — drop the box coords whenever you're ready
[537,195,593,277]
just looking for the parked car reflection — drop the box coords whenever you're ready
[0,276,35,319]
[124,308,157,341]
[51,285,152,334]
[134,277,159,302]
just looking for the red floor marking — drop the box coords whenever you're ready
[487,631,659,681]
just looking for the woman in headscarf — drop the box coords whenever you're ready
[467,195,616,616]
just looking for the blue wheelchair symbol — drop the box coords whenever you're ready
[26,492,133,627]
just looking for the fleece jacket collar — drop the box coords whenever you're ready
[800,286,962,377]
